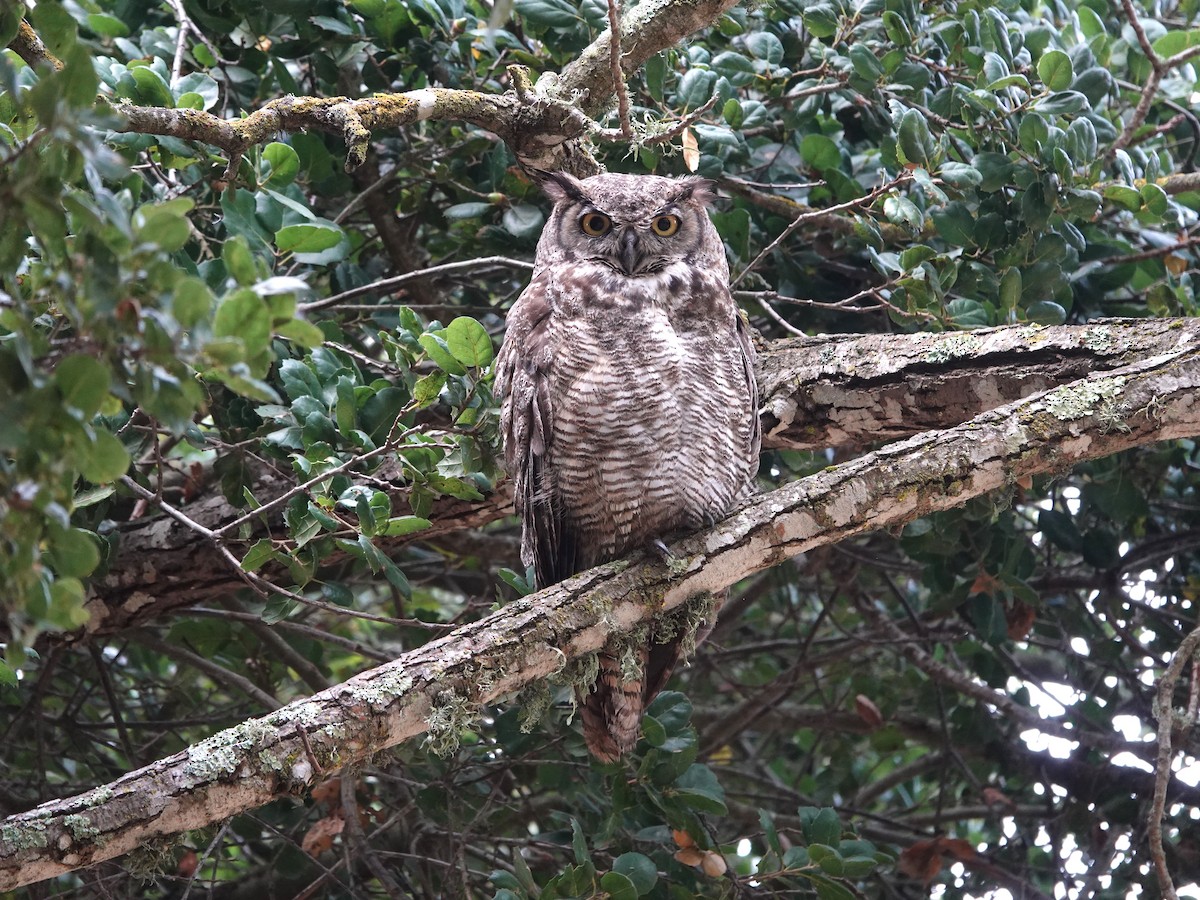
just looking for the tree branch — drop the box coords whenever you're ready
[6,344,1200,889]
[85,318,1200,636]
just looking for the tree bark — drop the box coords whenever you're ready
[5,343,1200,890]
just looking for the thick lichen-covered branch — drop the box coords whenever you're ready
[5,346,1200,890]
[84,317,1200,637]
[109,86,581,177]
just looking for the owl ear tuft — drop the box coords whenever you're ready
[670,177,717,207]
[533,170,589,204]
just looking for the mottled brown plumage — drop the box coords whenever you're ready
[494,172,760,761]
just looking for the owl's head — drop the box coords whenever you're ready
[535,172,724,277]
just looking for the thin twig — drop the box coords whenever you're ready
[606,0,632,139]
[299,257,534,312]
[133,632,283,710]
[1148,624,1200,900]
[731,174,912,288]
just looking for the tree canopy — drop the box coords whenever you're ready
[2,0,1200,897]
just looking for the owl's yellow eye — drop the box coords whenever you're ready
[651,214,681,237]
[580,212,612,236]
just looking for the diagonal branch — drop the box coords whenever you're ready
[5,345,1200,889]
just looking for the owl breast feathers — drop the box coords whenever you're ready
[494,171,761,761]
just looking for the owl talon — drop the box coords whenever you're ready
[650,539,690,577]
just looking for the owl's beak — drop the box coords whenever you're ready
[617,227,640,275]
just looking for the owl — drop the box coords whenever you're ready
[494,172,761,762]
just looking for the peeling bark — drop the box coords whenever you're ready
[5,346,1200,890]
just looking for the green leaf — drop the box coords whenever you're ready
[642,714,667,747]
[444,316,494,368]
[1103,184,1142,212]
[418,332,468,375]
[599,872,638,900]
[973,152,1014,191]
[214,289,272,356]
[803,4,839,38]
[801,134,841,171]
[848,44,884,81]
[1140,183,1169,216]
[883,196,924,231]
[379,516,433,536]
[276,222,345,254]
[613,853,657,895]
[1039,509,1084,552]
[803,807,842,845]
[276,318,326,349]
[571,818,588,865]
[745,32,784,65]
[676,68,717,108]
[516,0,579,27]
[1033,91,1088,115]
[931,202,975,246]
[1026,300,1067,325]
[50,529,101,578]
[999,267,1022,311]
[263,142,300,187]
[722,98,744,128]
[671,764,727,814]
[1037,49,1073,91]
[56,355,110,417]
[48,577,89,631]
[502,204,544,241]
[938,162,982,189]
[80,430,131,483]
[896,108,937,168]
[130,65,174,107]
[1151,27,1200,58]
[224,236,259,286]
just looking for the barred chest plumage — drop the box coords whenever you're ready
[541,261,756,568]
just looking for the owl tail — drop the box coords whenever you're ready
[579,593,726,761]
[579,648,650,762]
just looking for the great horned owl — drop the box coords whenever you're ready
[494,172,760,761]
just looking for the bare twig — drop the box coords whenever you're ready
[299,257,534,313]
[1148,624,1200,900]
[731,174,912,287]
[606,0,632,139]
[1113,0,1200,153]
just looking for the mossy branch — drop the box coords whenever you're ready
[6,346,1200,889]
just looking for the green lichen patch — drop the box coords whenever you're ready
[1043,377,1127,421]
[183,719,278,780]
[354,665,413,709]
[923,333,983,364]
[423,691,481,758]
[517,680,553,734]
[1082,325,1113,351]
[63,814,100,842]
[615,625,650,682]
[1,819,49,851]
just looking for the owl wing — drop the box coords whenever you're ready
[495,271,581,588]
[736,309,763,479]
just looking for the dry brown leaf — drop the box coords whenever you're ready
[1005,600,1037,640]
[301,815,344,856]
[681,129,700,173]
[700,851,728,877]
[176,849,199,879]
[311,777,341,807]
[854,694,884,729]
[672,828,696,849]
